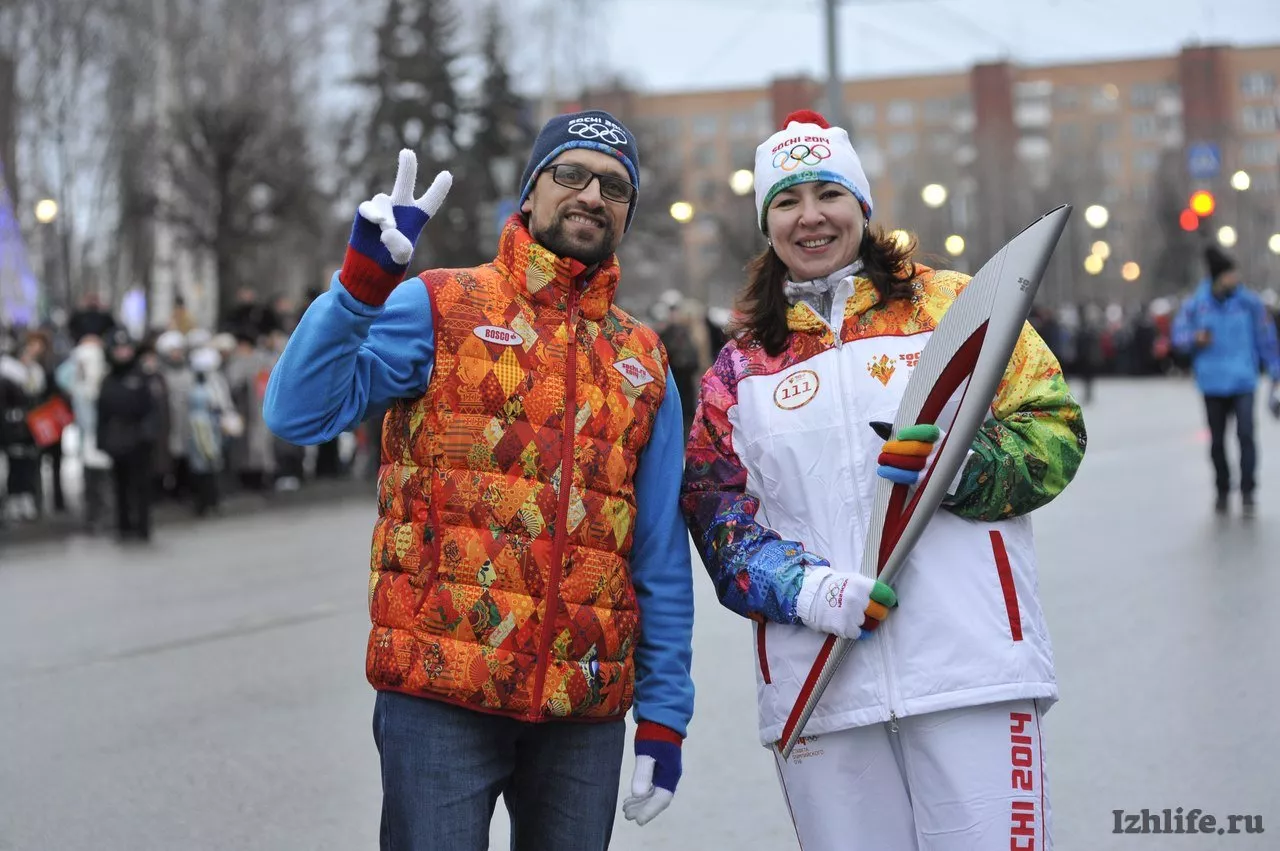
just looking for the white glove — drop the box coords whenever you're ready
[622,755,675,827]
[797,566,897,640]
[356,149,452,265]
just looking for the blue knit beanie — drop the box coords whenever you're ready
[518,109,640,230]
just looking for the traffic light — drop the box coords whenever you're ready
[1179,209,1200,232]
[1189,190,1216,217]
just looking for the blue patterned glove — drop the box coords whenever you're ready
[339,149,452,306]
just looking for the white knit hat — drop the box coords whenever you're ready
[754,109,874,234]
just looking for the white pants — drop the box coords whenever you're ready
[773,700,1050,851]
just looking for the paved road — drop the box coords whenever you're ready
[2,377,1278,850]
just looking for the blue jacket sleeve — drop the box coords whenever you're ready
[1251,295,1280,381]
[263,273,435,445]
[629,369,696,738]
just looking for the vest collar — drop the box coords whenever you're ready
[493,214,620,321]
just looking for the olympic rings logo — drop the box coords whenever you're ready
[568,120,630,146]
[772,143,832,171]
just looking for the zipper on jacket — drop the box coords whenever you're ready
[529,283,581,719]
[889,711,899,733]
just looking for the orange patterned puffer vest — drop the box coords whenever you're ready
[366,216,669,722]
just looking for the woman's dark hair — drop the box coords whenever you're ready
[729,223,918,356]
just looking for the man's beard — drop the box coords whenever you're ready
[534,207,619,267]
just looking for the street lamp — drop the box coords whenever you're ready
[1084,204,1109,229]
[669,201,695,224]
[1091,240,1110,260]
[889,229,912,250]
[729,170,754,196]
[1217,225,1238,247]
[1270,233,1280,254]
[1230,170,1251,191]
[921,183,948,208]
[1121,261,1141,282]
[944,234,965,256]
[35,199,58,224]
[1084,254,1104,275]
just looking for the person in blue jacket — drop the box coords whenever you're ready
[1172,245,1280,516]
[262,109,694,850]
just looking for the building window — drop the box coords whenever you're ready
[729,111,757,137]
[1131,114,1159,139]
[1240,72,1276,98]
[1241,139,1279,166]
[691,114,720,137]
[730,140,756,169]
[1055,86,1080,110]
[889,132,917,157]
[887,100,915,125]
[849,102,877,128]
[1132,149,1160,172]
[1241,105,1278,133]
[1130,83,1162,108]
[1100,151,1123,176]
[1091,84,1120,112]
[930,132,957,154]
[923,98,952,123]
[1096,120,1120,142]
[1057,122,1081,146]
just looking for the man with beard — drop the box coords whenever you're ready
[264,110,693,851]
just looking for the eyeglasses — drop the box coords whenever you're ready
[542,163,636,205]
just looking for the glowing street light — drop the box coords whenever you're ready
[34,199,58,223]
[1121,261,1141,282]
[669,201,695,223]
[889,229,912,250]
[1230,170,1251,191]
[1269,233,1280,255]
[1084,254,1104,275]
[921,183,948,208]
[1091,240,1111,260]
[944,234,965,256]
[1217,225,1237,247]
[1084,204,1109,229]
[729,169,754,196]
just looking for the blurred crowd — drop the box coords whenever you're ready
[6,280,1279,537]
[1031,288,1280,403]
[0,288,367,537]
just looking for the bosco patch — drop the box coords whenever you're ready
[473,325,524,346]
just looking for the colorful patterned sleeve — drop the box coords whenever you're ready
[680,343,827,625]
[946,320,1087,521]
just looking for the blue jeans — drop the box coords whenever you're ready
[372,691,626,851]
[1204,392,1257,496]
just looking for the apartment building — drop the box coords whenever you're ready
[577,42,1280,305]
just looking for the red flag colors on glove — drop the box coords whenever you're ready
[340,149,452,306]
[624,721,682,826]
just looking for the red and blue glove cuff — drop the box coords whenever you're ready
[634,721,683,793]
[339,205,432,306]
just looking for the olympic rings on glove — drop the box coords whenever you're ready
[772,143,832,171]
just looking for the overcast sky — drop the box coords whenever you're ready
[499,0,1280,95]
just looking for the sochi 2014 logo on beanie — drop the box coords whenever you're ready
[753,109,874,235]
[567,114,631,147]
[518,108,643,230]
